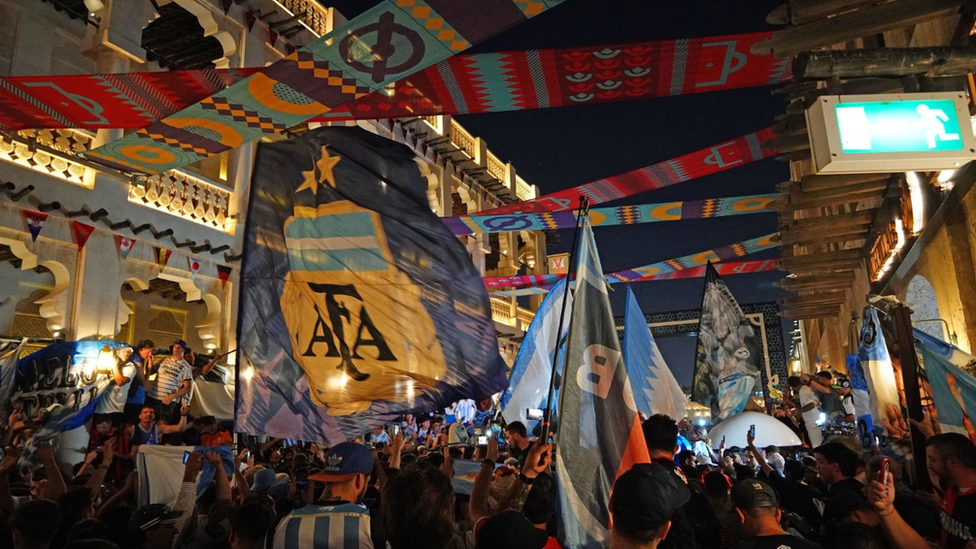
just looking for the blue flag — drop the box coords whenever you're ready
[555,222,648,549]
[623,288,686,421]
[500,278,572,425]
[915,329,976,442]
[236,127,508,442]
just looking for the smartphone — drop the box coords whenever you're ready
[296,470,308,488]
[721,436,726,446]
[477,435,489,445]
[392,424,401,437]
[749,424,756,438]
[182,451,190,464]
[527,408,544,420]
[880,458,890,488]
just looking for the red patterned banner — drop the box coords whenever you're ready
[480,127,777,215]
[491,259,781,297]
[0,32,790,132]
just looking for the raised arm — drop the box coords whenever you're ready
[868,472,929,549]
[469,437,499,526]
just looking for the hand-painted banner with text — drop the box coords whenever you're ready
[486,233,779,292]
[0,32,789,132]
[444,193,776,235]
[478,127,777,215]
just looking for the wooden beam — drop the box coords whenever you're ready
[752,0,965,58]
[766,0,886,26]
[796,47,976,79]
[781,230,869,246]
[778,278,856,291]
[785,191,885,212]
[785,179,891,205]
[783,247,866,264]
[799,173,891,193]
[784,210,875,232]
[781,310,842,320]
[777,272,856,287]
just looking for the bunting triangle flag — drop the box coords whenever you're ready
[691,262,762,420]
[154,246,172,270]
[71,221,94,251]
[244,10,256,31]
[216,264,232,286]
[23,210,47,242]
[555,221,649,548]
[219,0,232,14]
[188,256,202,278]
[623,287,687,421]
[115,235,135,261]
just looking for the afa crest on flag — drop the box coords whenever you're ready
[236,127,508,442]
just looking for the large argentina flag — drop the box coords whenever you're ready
[914,329,976,442]
[500,278,572,425]
[236,127,508,442]
[623,288,687,421]
[555,222,649,549]
[856,308,901,438]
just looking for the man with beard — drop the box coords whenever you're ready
[925,433,976,548]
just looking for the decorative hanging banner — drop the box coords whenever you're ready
[0,32,790,132]
[115,235,135,261]
[81,0,572,174]
[444,193,776,235]
[479,127,777,215]
[188,257,202,278]
[216,264,232,286]
[155,246,172,270]
[485,232,779,291]
[316,31,791,123]
[491,259,781,297]
[71,221,94,251]
[23,210,47,242]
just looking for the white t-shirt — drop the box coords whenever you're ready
[96,361,137,414]
[841,395,856,417]
[799,385,822,426]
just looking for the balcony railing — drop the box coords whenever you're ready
[490,297,535,331]
[271,0,331,37]
[128,170,232,231]
[0,129,93,187]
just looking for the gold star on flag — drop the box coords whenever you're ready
[316,146,341,188]
[295,168,320,195]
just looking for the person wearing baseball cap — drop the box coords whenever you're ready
[127,503,184,549]
[730,479,824,549]
[272,442,382,548]
[609,463,690,549]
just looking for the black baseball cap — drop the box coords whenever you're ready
[476,510,547,549]
[610,463,690,530]
[731,479,779,509]
[823,492,870,524]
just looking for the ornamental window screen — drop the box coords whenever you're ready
[147,306,187,349]
[11,287,53,358]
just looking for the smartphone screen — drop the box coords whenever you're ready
[749,424,756,437]
[527,408,544,420]
[478,436,489,445]
[392,424,401,437]
[296,470,308,488]
[182,451,190,464]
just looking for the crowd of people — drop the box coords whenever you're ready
[0,343,972,549]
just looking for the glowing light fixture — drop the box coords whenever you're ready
[905,172,925,234]
[874,219,907,281]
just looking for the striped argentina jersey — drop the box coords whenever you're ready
[273,502,373,549]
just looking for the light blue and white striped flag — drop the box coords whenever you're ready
[500,278,572,425]
[623,288,687,421]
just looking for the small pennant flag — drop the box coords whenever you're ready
[115,235,135,261]
[71,221,95,251]
[188,257,202,278]
[216,264,232,286]
[268,28,279,46]
[244,11,257,31]
[23,211,47,242]
[219,0,231,13]
[155,246,172,270]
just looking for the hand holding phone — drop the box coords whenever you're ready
[749,424,756,438]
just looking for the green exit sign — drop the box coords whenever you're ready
[807,92,976,174]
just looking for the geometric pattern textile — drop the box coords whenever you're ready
[81,0,572,174]
[485,232,779,292]
[478,126,778,215]
[443,193,776,235]
[0,32,790,132]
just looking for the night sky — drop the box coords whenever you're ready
[322,0,792,385]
